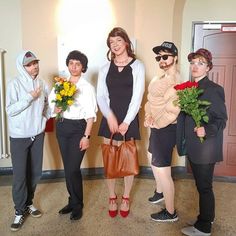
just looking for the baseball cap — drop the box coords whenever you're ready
[153,41,178,56]
[188,48,213,70]
[23,51,39,66]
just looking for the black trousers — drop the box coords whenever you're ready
[189,160,215,233]
[56,119,86,209]
[10,133,44,214]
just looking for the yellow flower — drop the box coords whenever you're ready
[67,100,73,105]
[63,82,70,90]
[56,94,62,101]
[71,85,76,92]
[60,89,65,96]
[67,91,74,97]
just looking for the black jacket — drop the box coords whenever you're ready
[176,76,228,164]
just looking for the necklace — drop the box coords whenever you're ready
[114,57,129,67]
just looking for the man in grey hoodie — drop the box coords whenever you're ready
[6,51,50,231]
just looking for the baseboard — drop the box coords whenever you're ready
[0,166,185,179]
[0,166,236,183]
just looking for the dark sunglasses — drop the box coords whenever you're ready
[155,54,174,62]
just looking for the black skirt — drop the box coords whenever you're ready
[98,115,140,141]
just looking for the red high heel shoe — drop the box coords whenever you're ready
[120,196,130,218]
[108,196,118,218]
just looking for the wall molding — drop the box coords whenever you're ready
[0,166,186,179]
[1,166,236,182]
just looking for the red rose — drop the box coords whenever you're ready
[174,81,198,90]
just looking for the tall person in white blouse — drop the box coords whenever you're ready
[49,50,97,221]
[97,27,145,218]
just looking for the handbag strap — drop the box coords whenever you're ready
[109,133,114,146]
[109,133,135,145]
[122,134,134,143]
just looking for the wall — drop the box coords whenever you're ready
[0,0,22,77]
[0,0,184,170]
[0,0,22,167]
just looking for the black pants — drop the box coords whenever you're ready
[189,160,215,233]
[56,119,86,209]
[10,133,44,215]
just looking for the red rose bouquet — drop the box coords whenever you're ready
[174,81,211,142]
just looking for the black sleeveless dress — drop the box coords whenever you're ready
[98,59,140,141]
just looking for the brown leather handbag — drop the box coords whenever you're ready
[101,135,139,179]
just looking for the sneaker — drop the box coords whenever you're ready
[27,205,42,218]
[148,190,164,204]
[151,208,178,222]
[10,214,24,231]
[181,226,211,236]
[187,219,214,226]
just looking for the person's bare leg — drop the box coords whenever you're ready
[106,178,117,211]
[103,138,118,212]
[154,166,175,214]
[151,165,163,193]
[148,152,162,193]
[120,175,134,211]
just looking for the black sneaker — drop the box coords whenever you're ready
[27,205,42,218]
[151,208,178,222]
[10,214,24,231]
[148,190,164,204]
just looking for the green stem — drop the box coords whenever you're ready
[195,120,204,143]
[56,112,62,120]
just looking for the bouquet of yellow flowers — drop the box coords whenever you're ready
[174,81,211,142]
[52,76,77,119]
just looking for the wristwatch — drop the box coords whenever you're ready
[83,134,90,139]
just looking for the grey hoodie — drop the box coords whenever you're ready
[5,51,50,138]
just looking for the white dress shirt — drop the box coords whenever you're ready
[48,76,97,121]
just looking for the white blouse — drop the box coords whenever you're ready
[48,76,97,121]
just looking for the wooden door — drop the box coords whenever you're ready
[192,23,236,176]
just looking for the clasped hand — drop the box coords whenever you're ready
[107,112,129,135]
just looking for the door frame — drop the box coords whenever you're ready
[191,21,236,52]
[188,21,236,177]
